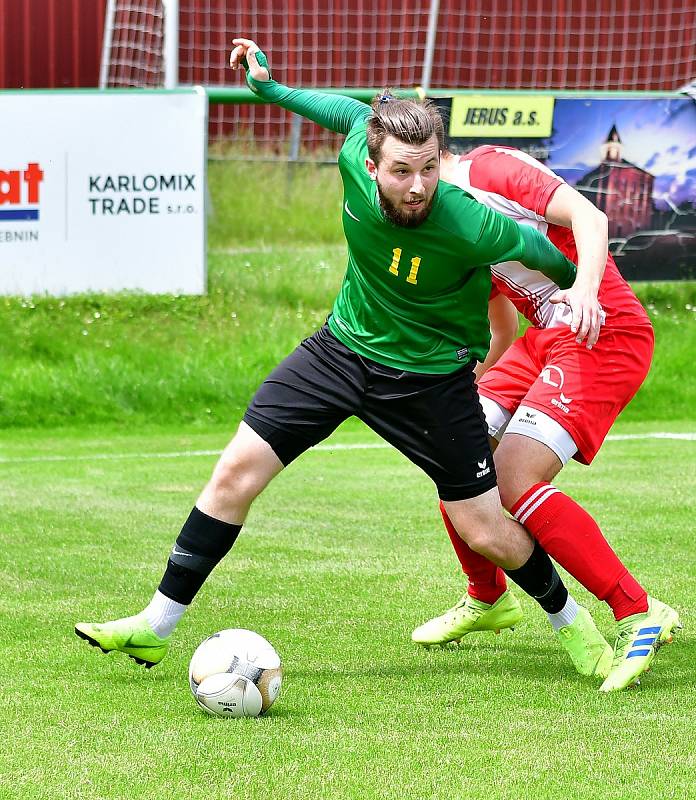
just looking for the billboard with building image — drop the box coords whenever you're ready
[442,95,696,281]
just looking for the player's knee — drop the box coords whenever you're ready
[453,517,499,555]
[208,451,267,504]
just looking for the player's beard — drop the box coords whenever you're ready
[376,182,434,228]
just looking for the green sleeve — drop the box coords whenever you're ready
[472,205,576,288]
[517,225,577,289]
[245,52,371,135]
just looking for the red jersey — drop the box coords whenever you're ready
[448,146,650,329]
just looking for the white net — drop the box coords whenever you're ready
[100,0,165,88]
[102,0,696,152]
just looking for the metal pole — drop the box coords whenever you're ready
[99,0,117,88]
[287,113,303,187]
[162,0,180,88]
[420,0,441,93]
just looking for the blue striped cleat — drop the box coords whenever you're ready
[599,597,682,692]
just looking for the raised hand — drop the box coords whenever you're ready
[229,37,270,82]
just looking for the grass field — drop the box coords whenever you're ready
[0,420,694,800]
[1,160,695,799]
[2,159,696,430]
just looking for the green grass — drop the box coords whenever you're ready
[207,159,342,248]
[1,159,695,796]
[0,245,344,429]
[0,158,694,429]
[0,422,694,799]
[2,251,696,429]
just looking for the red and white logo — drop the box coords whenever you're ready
[0,163,44,221]
[541,364,573,412]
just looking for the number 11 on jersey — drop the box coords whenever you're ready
[388,248,422,285]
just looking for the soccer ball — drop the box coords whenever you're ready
[189,628,282,718]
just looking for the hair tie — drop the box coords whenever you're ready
[378,94,393,104]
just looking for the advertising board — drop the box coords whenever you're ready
[440,94,696,280]
[0,89,207,295]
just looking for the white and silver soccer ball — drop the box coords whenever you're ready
[189,628,282,718]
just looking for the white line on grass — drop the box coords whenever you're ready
[0,433,694,465]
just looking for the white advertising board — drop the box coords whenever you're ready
[0,88,207,295]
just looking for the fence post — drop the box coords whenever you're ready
[287,113,303,187]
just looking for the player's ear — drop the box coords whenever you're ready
[365,158,378,180]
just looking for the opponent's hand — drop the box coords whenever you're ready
[229,38,270,81]
[549,285,605,348]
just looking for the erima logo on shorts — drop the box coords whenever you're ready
[551,396,572,414]
[476,458,491,478]
[541,365,573,414]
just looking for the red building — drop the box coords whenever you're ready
[578,126,654,239]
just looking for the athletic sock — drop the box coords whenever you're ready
[510,483,648,621]
[504,540,569,614]
[158,506,242,606]
[439,501,507,605]
[547,594,579,633]
[143,590,187,638]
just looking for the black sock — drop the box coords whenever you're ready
[158,507,242,605]
[504,540,568,613]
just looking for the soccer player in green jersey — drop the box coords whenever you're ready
[75,38,609,682]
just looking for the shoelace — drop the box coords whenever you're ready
[611,625,637,666]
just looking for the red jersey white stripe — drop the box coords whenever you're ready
[449,146,650,328]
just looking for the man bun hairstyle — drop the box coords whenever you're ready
[367,89,445,164]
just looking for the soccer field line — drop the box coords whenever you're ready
[0,432,694,465]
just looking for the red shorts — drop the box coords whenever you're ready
[477,322,655,464]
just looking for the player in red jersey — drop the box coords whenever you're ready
[412,146,681,692]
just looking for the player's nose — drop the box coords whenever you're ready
[410,173,424,194]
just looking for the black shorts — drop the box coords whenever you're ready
[243,324,497,501]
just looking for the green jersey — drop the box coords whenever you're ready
[246,70,577,374]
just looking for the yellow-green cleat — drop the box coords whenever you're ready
[411,590,523,646]
[556,606,613,679]
[599,597,682,692]
[75,613,171,668]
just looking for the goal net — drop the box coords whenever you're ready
[100,0,166,89]
[101,0,696,152]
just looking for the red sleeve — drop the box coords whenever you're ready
[465,146,564,218]
[489,281,501,300]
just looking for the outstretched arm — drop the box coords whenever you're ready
[545,183,607,348]
[478,207,577,291]
[516,224,577,290]
[230,38,371,135]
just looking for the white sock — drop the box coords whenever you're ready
[547,594,580,632]
[143,590,188,638]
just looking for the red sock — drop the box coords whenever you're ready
[510,483,648,620]
[439,501,507,605]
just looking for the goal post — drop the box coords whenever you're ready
[162,0,179,89]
